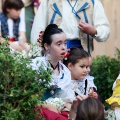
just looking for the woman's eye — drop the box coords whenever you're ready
[57,43,61,46]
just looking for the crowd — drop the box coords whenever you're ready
[0,0,120,120]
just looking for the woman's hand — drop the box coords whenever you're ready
[69,94,88,119]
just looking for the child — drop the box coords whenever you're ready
[81,54,98,97]
[0,0,27,42]
[63,47,98,98]
[105,74,120,120]
[0,36,31,52]
[69,97,104,120]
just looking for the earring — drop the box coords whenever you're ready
[47,49,50,54]
[47,49,50,59]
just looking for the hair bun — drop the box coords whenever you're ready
[45,24,58,33]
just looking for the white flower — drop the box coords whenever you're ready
[45,97,65,110]
[54,97,60,102]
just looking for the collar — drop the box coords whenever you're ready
[50,0,90,16]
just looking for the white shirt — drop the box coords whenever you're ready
[30,56,72,90]
[70,74,97,95]
[31,0,110,44]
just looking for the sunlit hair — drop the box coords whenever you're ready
[76,97,104,120]
[63,47,89,66]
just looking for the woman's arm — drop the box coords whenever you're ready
[42,103,59,113]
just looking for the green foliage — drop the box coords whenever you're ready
[91,51,120,109]
[115,47,120,60]
[0,42,52,119]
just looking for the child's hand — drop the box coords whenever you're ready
[71,94,88,112]
[88,87,98,98]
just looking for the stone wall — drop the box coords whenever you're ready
[92,0,120,58]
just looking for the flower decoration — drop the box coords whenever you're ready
[37,31,44,46]
[45,97,65,111]
[64,49,70,60]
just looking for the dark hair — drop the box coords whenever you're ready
[41,24,64,55]
[63,47,89,66]
[76,97,104,120]
[3,0,24,14]
[42,24,63,48]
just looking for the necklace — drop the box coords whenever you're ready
[48,61,59,70]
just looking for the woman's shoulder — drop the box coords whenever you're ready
[31,56,47,70]
[59,61,71,74]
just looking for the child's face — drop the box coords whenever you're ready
[68,58,89,80]
[87,57,92,74]
[47,32,67,61]
[7,8,21,19]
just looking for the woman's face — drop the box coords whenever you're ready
[7,8,21,19]
[47,32,67,61]
[68,58,89,80]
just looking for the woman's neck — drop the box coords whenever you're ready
[47,55,59,69]
[48,60,59,69]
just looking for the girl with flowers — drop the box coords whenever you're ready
[31,24,72,119]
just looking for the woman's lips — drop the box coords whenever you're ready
[61,52,65,56]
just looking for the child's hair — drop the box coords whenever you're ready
[63,47,89,66]
[76,97,104,120]
[41,24,64,55]
[3,0,24,14]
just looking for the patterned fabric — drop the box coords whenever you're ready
[71,79,91,95]
[31,56,72,101]
[31,56,71,90]
[106,74,120,106]
[105,109,116,120]
[0,13,20,39]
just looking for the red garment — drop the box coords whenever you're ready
[35,107,69,120]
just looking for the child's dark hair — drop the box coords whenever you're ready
[41,24,64,55]
[63,47,89,66]
[76,97,104,120]
[3,0,24,15]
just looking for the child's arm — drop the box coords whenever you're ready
[68,95,88,120]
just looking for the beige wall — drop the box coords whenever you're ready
[0,0,119,57]
[92,0,120,58]
[0,0,2,12]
